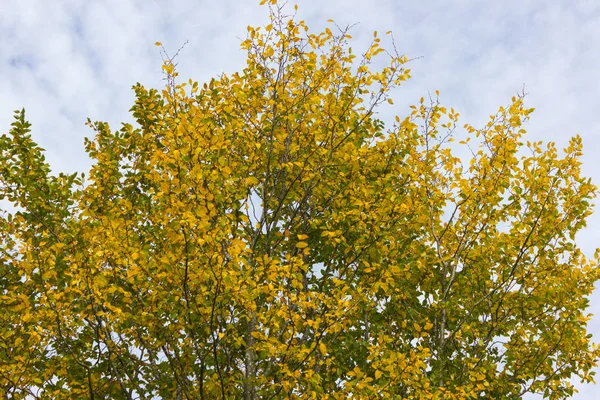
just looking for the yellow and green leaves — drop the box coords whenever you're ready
[1,2,599,399]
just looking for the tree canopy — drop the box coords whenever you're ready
[1,2,599,399]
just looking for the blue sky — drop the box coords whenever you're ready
[1,0,600,397]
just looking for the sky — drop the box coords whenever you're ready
[1,0,600,397]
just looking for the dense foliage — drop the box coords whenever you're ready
[1,2,599,399]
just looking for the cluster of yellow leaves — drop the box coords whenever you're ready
[1,1,599,399]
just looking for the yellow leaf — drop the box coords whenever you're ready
[162,63,174,75]
[375,370,382,379]
[319,342,327,354]
[387,98,394,105]
[246,176,259,185]
[297,234,309,240]
[413,322,421,332]
[296,241,308,249]
[155,41,162,46]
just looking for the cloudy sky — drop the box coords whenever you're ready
[1,0,599,397]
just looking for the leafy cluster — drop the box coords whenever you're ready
[1,2,599,399]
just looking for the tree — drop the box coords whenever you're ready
[1,2,599,399]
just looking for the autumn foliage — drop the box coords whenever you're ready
[1,2,599,399]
